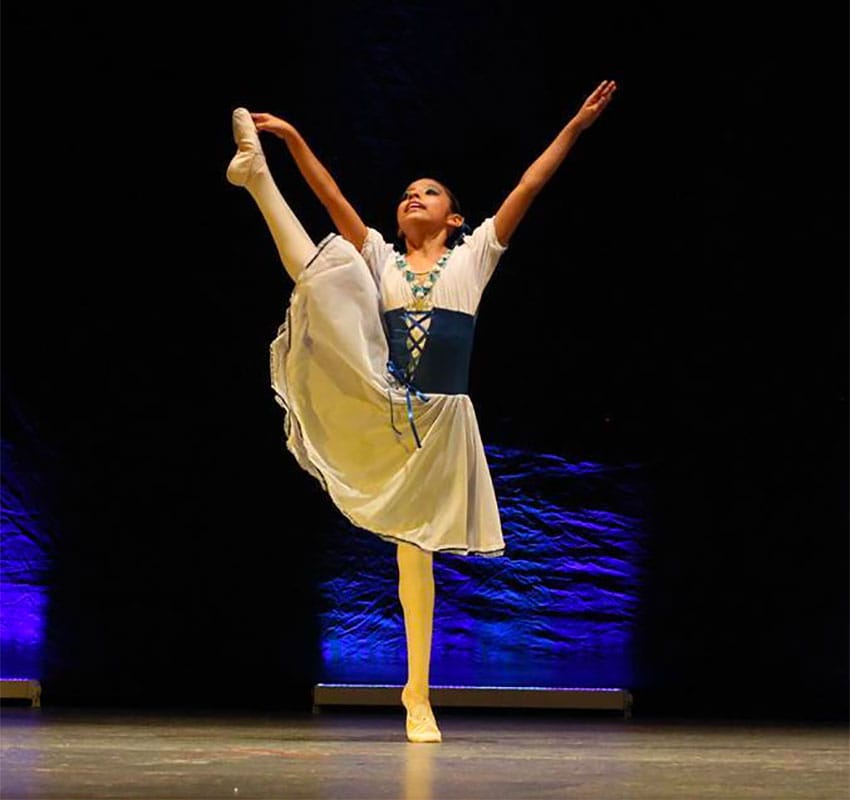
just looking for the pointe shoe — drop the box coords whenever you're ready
[226,107,266,186]
[402,689,442,744]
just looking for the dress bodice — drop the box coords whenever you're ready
[384,307,476,394]
[360,216,508,396]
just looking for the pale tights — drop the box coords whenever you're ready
[227,110,439,732]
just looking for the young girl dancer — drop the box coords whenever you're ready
[226,80,617,742]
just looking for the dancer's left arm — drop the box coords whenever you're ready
[493,80,617,247]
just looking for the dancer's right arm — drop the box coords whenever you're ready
[251,113,369,252]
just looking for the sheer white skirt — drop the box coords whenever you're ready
[270,233,505,556]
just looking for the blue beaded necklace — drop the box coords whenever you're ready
[394,249,453,307]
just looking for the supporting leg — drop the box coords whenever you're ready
[226,108,315,282]
[397,541,441,743]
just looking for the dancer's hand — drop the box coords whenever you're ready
[571,80,617,131]
[250,113,297,141]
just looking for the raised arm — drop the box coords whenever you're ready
[251,113,369,252]
[493,80,617,247]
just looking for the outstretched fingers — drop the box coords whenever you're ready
[250,112,271,130]
[589,80,608,102]
[591,80,617,102]
[587,81,617,113]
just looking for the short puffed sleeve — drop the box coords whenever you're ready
[359,227,396,290]
[459,216,508,294]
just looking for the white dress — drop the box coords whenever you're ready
[270,218,507,556]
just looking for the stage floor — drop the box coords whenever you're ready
[1,707,847,799]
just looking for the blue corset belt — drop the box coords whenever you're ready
[384,307,476,448]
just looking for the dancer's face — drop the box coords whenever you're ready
[397,178,463,239]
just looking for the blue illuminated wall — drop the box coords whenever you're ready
[318,447,646,688]
[0,403,56,681]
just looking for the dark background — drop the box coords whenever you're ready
[2,3,847,719]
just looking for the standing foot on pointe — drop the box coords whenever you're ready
[402,686,442,743]
[226,107,266,186]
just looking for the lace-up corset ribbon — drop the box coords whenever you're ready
[384,307,475,395]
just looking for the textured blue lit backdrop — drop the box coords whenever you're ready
[318,446,646,688]
[0,400,57,680]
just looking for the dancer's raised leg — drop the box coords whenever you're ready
[397,542,441,743]
[226,108,314,282]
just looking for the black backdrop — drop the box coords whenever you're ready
[2,3,847,719]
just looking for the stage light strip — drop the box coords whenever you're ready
[316,683,627,692]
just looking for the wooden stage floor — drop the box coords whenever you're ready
[1,707,847,799]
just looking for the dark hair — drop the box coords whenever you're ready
[395,180,472,251]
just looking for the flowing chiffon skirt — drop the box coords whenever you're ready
[269,234,505,556]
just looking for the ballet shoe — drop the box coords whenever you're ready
[226,107,266,187]
[402,688,442,744]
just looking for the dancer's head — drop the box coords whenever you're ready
[396,178,471,250]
